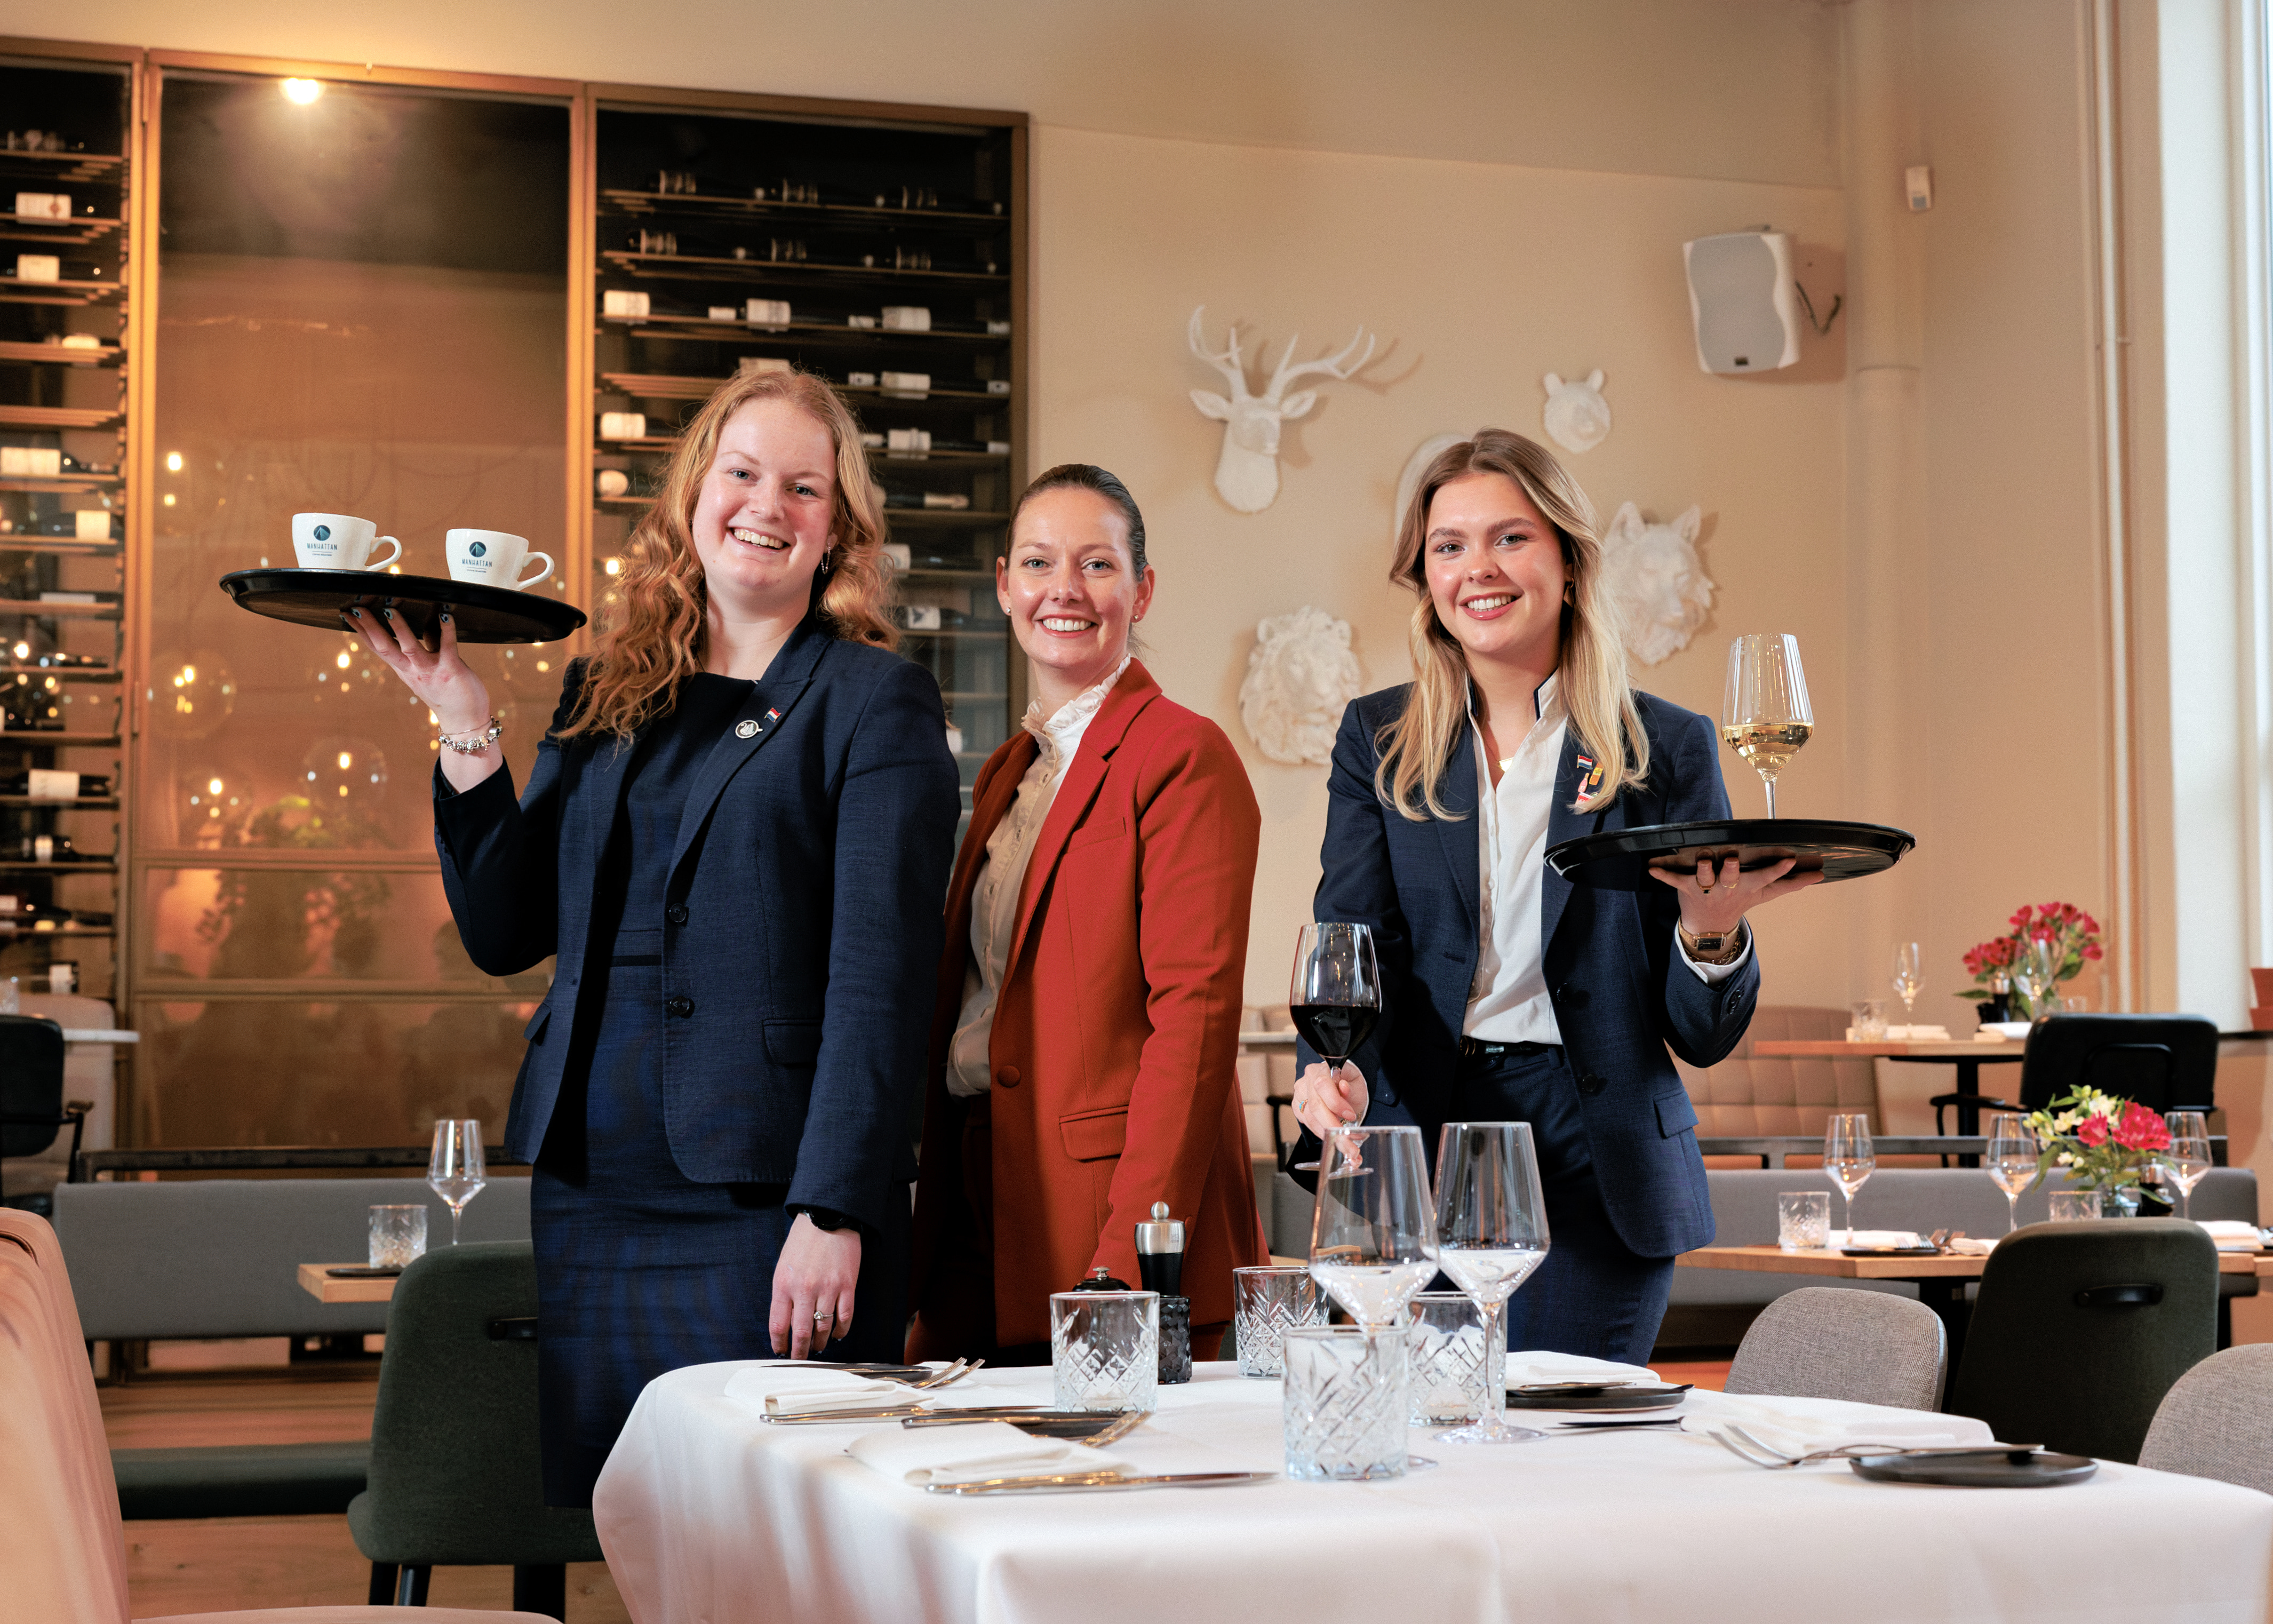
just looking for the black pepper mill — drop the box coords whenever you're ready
[1136,1201,1191,1384]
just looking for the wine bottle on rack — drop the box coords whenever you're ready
[0,894,70,933]
[7,833,84,863]
[0,769,108,800]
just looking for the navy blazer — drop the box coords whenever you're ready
[1298,684,1758,1259]
[432,614,961,1234]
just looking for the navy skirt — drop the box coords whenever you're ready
[530,930,909,1506]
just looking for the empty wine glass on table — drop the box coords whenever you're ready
[2007,953,2048,1020]
[1288,922,1382,1172]
[1722,633,1814,818]
[1824,1113,1875,1243]
[1308,1125,1439,1329]
[1984,1113,2039,1235]
[2163,1111,2213,1222]
[1432,1122,1550,1445]
[428,1119,486,1246]
[1892,943,1922,1021]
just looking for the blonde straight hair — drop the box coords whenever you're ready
[562,369,895,741]
[1373,428,1647,820]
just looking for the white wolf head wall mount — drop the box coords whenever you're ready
[1599,501,1712,667]
[1188,306,1375,513]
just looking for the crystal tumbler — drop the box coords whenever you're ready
[1406,1292,1502,1426]
[1050,1289,1159,1413]
[1233,1264,1324,1378]
[1283,1324,1409,1480]
[2048,1190,2103,1222]
[1777,1191,1831,1251]
[368,1204,427,1268]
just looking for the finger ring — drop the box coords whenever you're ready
[814,1309,832,1323]
[1698,879,1714,894]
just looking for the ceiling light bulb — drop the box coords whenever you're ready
[281,78,323,106]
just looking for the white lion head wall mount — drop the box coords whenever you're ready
[1189,307,1375,514]
[1542,370,1612,453]
[1239,606,1363,766]
[1599,501,1712,667]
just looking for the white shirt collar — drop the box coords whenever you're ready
[1021,655,1132,776]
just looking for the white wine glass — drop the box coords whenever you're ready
[1309,1125,1439,1330]
[1432,1122,1550,1446]
[2164,1111,2213,1222]
[1722,633,1814,818]
[2008,953,2048,1020]
[1985,1113,2039,1235]
[1824,1112,1875,1241]
[427,1119,486,1246]
[1892,943,1922,1020]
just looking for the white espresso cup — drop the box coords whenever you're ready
[446,529,554,591]
[293,513,402,571]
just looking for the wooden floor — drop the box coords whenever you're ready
[102,1343,628,1621]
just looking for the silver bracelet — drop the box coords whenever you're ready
[438,715,502,755]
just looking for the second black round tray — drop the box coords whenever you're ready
[218,568,587,646]
[1544,818,1915,890]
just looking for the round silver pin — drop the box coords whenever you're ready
[735,719,760,739]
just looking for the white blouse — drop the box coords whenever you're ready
[1462,672,1746,1044]
[946,657,1131,1096]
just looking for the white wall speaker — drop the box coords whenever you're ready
[1682,230,1801,375]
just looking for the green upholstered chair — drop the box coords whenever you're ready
[1947,1220,2219,1463]
[114,1440,370,1518]
[346,1241,601,1618]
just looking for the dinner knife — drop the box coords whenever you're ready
[925,1470,1277,1495]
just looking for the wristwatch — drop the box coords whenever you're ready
[1679,919,1749,966]
[790,1204,863,1235]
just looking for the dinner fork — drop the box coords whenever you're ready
[1710,1425,2036,1469]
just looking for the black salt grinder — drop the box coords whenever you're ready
[1136,1200,1191,1384]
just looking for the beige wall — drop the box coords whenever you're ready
[1031,126,1849,1004]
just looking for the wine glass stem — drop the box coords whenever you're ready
[450,1205,464,1246]
[2006,1192,2017,1235]
[1479,1296,1508,1430]
[1764,777,1777,819]
[2180,1188,2190,1222]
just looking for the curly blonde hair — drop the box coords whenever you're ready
[563,369,895,739]
[1373,428,1647,819]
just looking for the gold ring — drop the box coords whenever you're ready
[1698,879,1714,894]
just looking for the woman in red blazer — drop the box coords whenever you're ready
[908,464,1267,1362]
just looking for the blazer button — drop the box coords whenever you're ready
[666,903,689,925]
[666,995,695,1018]
[995,1066,1021,1089]
[1576,1073,1606,1097]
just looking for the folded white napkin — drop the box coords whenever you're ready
[1833,1230,1927,1251]
[848,1420,1124,1487]
[1692,1393,1988,1456]
[1947,1236,1996,1256]
[1886,1024,1951,1041]
[1505,1351,1659,1387]
[2196,1221,2264,1252]
[722,1363,917,1417]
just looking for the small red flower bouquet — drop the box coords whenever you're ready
[1962,901,2104,1017]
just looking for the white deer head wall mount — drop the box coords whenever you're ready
[1187,306,1375,513]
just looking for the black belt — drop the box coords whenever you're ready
[1459,1038,1560,1061]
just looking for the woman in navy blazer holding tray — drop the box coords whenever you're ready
[1288,429,1817,1365]
[352,369,959,1504]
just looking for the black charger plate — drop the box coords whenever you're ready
[219,568,586,646]
[1544,818,1916,890]
[1850,1448,2096,1487]
[1503,1383,1689,1412]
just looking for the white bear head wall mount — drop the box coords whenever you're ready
[1541,370,1612,453]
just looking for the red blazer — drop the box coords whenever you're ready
[910,661,1268,1346]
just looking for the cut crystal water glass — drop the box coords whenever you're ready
[1406,1292,1503,1426]
[1050,1290,1159,1414]
[1283,1325,1409,1481]
[1233,1265,1323,1378]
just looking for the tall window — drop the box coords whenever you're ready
[137,73,570,1145]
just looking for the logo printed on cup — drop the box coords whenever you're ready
[292,513,401,572]
[446,528,553,592]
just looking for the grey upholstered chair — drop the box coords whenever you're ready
[1722,1286,1947,1411]
[2138,1343,2273,1494]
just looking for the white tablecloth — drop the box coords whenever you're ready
[593,1362,2273,1624]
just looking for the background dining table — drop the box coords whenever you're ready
[592,1360,2273,1624]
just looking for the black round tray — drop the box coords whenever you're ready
[1543,818,1915,890]
[1503,1383,1688,1412]
[1849,1447,2096,1488]
[218,568,587,647]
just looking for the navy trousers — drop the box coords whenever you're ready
[1449,1044,1674,1366]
